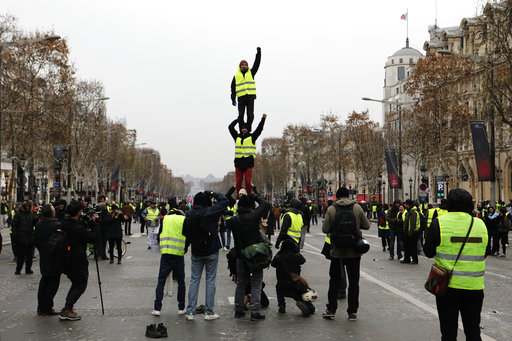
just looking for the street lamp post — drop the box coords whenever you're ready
[382,180,386,204]
[0,35,61,199]
[409,178,413,200]
[377,175,382,203]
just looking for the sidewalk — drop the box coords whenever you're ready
[1,227,9,245]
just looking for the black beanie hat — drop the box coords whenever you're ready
[336,187,349,198]
[193,192,209,207]
[238,195,253,209]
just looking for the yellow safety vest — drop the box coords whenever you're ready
[405,207,421,232]
[9,209,15,234]
[427,208,439,228]
[282,212,303,244]
[325,233,331,244]
[379,210,390,230]
[146,208,160,221]
[437,209,448,217]
[159,214,186,256]
[235,136,256,159]
[226,205,237,220]
[234,69,256,97]
[435,212,487,290]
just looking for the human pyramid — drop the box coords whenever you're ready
[228,46,266,198]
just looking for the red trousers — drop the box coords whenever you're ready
[235,167,252,198]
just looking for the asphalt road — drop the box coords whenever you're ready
[0,221,510,341]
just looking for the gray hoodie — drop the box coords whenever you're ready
[322,197,370,258]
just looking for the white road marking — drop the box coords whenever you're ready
[303,243,497,341]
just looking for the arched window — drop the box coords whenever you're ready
[460,165,469,182]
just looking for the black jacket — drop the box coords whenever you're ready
[230,49,261,102]
[12,208,35,246]
[35,218,62,276]
[229,116,266,169]
[105,214,125,239]
[61,216,99,270]
[271,240,305,289]
[231,194,270,258]
[183,193,228,256]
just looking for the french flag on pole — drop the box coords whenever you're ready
[401,12,408,20]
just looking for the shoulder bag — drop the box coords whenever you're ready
[424,217,474,297]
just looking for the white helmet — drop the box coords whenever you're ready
[302,289,318,302]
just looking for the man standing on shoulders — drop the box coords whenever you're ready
[228,114,267,198]
[231,47,261,131]
[424,188,487,341]
[182,191,228,321]
[322,187,370,321]
[231,191,270,321]
[151,203,188,317]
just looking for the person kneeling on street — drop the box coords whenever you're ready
[271,239,315,317]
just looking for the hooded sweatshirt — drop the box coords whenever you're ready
[322,197,370,258]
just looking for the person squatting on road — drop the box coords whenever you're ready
[182,191,228,320]
[272,238,316,317]
[322,187,370,321]
[228,114,267,198]
[231,47,261,131]
[59,200,99,321]
[424,188,488,341]
[152,199,188,317]
[231,191,270,321]
[35,204,62,315]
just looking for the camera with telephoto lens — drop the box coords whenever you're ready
[80,205,102,227]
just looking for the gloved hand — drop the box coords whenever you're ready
[232,99,236,106]
[257,47,261,52]
[275,242,280,249]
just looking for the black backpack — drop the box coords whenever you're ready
[187,209,212,256]
[47,228,71,264]
[330,204,360,247]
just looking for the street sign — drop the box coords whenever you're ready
[419,183,427,191]
[54,182,60,189]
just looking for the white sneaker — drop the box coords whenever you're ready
[178,309,186,315]
[142,233,147,236]
[186,313,194,321]
[223,247,228,251]
[204,313,219,320]
[151,310,161,316]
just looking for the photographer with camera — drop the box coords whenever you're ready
[59,200,99,321]
[105,205,129,264]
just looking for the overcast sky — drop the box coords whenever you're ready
[3,0,483,178]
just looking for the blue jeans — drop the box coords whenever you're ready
[154,254,185,311]
[389,229,404,258]
[186,252,219,315]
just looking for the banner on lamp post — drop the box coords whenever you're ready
[470,121,495,181]
[385,147,402,188]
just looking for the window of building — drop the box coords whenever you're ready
[391,59,394,64]
[398,66,405,81]
[407,71,410,77]
[399,58,403,63]
[396,87,400,94]
[461,165,469,182]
